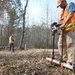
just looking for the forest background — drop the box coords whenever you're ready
[0,0,74,49]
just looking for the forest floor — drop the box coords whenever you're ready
[0,49,74,75]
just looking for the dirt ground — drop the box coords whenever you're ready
[0,49,74,75]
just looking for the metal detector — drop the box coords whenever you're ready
[51,25,57,59]
[51,22,62,60]
[46,22,73,70]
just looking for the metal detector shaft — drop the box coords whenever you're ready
[51,23,61,59]
[52,30,56,59]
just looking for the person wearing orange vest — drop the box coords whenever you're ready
[57,0,75,65]
[9,34,14,52]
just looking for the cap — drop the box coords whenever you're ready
[57,0,62,8]
[57,0,66,8]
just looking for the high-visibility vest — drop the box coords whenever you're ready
[9,36,14,43]
[60,2,75,33]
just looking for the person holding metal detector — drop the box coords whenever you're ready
[57,0,75,65]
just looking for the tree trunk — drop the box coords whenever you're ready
[19,0,28,49]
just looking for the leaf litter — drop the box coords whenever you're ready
[0,49,73,75]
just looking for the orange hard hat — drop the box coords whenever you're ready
[57,0,66,8]
[57,0,62,8]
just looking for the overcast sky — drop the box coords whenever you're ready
[21,0,75,25]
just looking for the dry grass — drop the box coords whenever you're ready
[0,49,73,75]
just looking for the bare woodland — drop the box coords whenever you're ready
[0,0,59,50]
[0,0,74,75]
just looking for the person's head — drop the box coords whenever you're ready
[11,34,14,37]
[57,0,67,9]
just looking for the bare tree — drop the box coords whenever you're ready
[40,2,51,48]
[19,0,28,49]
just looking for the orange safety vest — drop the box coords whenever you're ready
[60,2,75,33]
[9,36,14,44]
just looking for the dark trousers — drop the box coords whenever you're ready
[9,43,14,52]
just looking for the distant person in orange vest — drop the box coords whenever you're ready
[57,0,75,65]
[9,34,14,52]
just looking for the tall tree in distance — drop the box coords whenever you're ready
[19,0,28,49]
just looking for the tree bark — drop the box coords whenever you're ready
[19,0,28,49]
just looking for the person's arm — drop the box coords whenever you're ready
[60,12,74,28]
[60,2,75,29]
